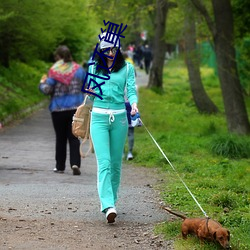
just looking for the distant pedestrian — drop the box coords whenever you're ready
[39,45,86,175]
[143,44,152,74]
[123,52,138,161]
[134,45,144,69]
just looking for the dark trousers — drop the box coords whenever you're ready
[127,127,134,152]
[125,102,134,153]
[144,59,151,74]
[51,110,80,171]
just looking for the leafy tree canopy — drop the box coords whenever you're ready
[0,0,98,66]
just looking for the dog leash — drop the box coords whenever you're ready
[139,118,209,218]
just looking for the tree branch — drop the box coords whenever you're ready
[190,0,216,37]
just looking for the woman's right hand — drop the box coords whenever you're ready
[131,103,138,116]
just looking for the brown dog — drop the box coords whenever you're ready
[163,207,231,249]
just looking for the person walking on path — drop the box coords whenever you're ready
[143,44,152,75]
[123,52,138,161]
[86,33,139,223]
[39,45,86,176]
[125,101,135,160]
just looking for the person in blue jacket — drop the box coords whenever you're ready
[86,33,138,223]
[39,45,86,176]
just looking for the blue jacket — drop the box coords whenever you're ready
[39,67,86,112]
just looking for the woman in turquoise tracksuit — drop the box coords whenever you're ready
[86,34,138,223]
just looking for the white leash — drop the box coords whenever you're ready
[140,118,209,218]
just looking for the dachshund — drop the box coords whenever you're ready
[162,206,231,249]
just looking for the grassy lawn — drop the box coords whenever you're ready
[128,58,250,250]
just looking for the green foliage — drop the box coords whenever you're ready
[165,0,213,45]
[210,134,250,159]
[236,37,250,95]
[0,60,49,122]
[165,2,184,44]
[129,58,250,249]
[201,121,217,136]
[91,0,156,46]
[154,221,181,240]
[232,0,250,39]
[0,0,97,66]
[210,191,238,209]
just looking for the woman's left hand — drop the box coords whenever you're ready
[131,103,138,116]
[85,88,96,96]
[40,74,47,84]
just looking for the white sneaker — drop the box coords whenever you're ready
[105,207,117,223]
[127,152,133,160]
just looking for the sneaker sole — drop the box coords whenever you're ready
[107,212,117,223]
[53,170,64,173]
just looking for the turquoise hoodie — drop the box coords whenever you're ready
[88,62,138,110]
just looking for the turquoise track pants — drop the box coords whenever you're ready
[90,111,128,212]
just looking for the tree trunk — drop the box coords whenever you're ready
[184,4,218,114]
[191,0,250,134]
[147,0,169,89]
[212,0,250,134]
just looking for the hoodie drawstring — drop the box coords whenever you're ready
[109,112,115,124]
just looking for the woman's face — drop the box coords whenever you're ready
[102,47,118,62]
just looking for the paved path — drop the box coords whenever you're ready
[0,107,164,224]
[0,70,173,249]
[135,68,149,88]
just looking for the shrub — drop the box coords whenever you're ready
[210,135,250,159]
[210,191,237,209]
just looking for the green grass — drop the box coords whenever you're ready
[128,58,250,250]
[0,60,50,123]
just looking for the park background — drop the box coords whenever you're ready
[0,0,249,249]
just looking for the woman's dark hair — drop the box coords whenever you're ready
[96,49,126,74]
[54,45,73,63]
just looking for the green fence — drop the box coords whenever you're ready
[198,39,250,95]
[198,41,217,74]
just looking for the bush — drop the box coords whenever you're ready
[210,135,250,159]
[0,60,49,122]
[210,191,237,209]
